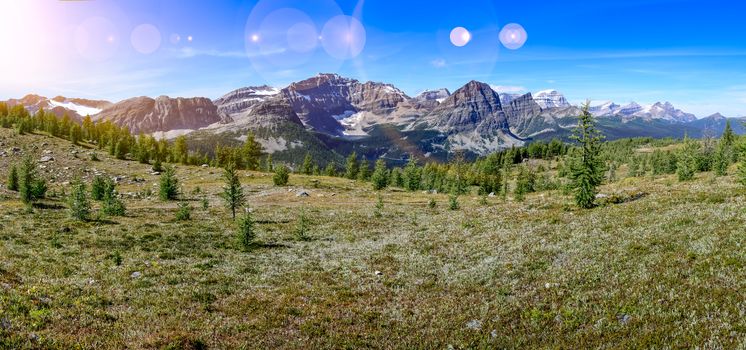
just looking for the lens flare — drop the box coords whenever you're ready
[499,23,527,50]
[287,22,318,53]
[449,27,471,47]
[74,17,120,62]
[169,33,181,45]
[131,24,162,55]
[320,15,366,60]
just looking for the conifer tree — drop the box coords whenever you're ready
[68,177,90,221]
[370,158,389,190]
[101,180,126,216]
[265,154,273,172]
[357,159,370,181]
[324,162,337,177]
[173,136,189,165]
[242,132,264,170]
[237,212,256,250]
[273,164,290,186]
[19,155,46,204]
[221,163,245,219]
[569,102,605,209]
[403,158,420,191]
[91,175,108,201]
[677,136,699,181]
[159,165,179,200]
[344,151,359,179]
[301,153,313,175]
[6,164,18,191]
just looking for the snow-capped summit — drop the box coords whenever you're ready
[645,101,696,122]
[213,85,280,117]
[414,88,451,103]
[589,101,621,116]
[533,90,571,109]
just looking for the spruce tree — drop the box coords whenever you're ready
[6,164,18,191]
[237,212,256,250]
[19,155,46,204]
[344,151,359,179]
[301,153,313,175]
[713,140,728,176]
[569,102,605,209]
[324,162,337,177]
[273,164,290,186]
[370,159,389,190]
[677,136,698,181]
[403,158,420,191]
[101,180,126,216]
[357,159,370,181]
[242,132,264,170]
[159,165,179,200]
[68,177,90,221]
[221,163,245,219]
[91,175,107,201]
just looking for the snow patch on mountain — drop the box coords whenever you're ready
[533,90,571,109]
[48,99,102,116]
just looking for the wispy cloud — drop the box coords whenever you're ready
[490,85,526,93]
[430,58,446,68]
[172,47,286,59]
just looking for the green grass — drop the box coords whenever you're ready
[0,129,745,348]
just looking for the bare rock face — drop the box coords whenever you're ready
[427,80,509,133]
[213,85,279,117]
[95,96,228,134]
[349,81,409,115]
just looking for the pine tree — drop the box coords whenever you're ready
[403,158,420,191]
[273,164,290,186]
[242,132,264,170]
[173,136,188,165]
[101,180,126,216]
[301,153,313,175]
[68,177,90,221]
[6,164,18,191]
[370,158,389,190]
[344,151,359,179]
[221,163,245,219]
[237,212,255,250]
[19,155,46,204]
[91,175,108,201]
[265,154,273,172]
[159,165,179,200]
[677,136,699,181]
[569,102,605,209]
[357,159,370,181]
[324,162,337,177]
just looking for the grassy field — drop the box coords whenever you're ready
[1,128,745,349]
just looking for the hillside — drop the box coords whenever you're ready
[1,128,744,348]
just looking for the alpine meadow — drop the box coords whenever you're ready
[1,1,745,349]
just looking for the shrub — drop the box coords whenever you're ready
[91,175,107,201]
[159,165,179,200]
[101,181,126,216]
[428,198,437,209]
[449,195,460,210]
[374,194,384,218]
[273,165,290,186]
[68,177,90,221]
[237,212,255,250]
[295,210,310,241]
[175,202,191,221]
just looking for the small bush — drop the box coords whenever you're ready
[449,195,460,210]
[90,152,100,161]
[91,175,107,201]
[428,198,436,209]
[295,210,310,241]
[374,194,384,218]
[237,212,255,250]
[68,178,90,221]
[273,165,290,186]
[175,202,192,221]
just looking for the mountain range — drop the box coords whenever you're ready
[5,73,744,163]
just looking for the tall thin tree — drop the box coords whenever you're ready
[569,102,605,208]
[221,163,245,219]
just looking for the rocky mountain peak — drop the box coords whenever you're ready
[533,90,571,108]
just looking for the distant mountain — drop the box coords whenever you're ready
[5,94,111,121]
[533,90,571,109]
[590,100,696,123]
[7,74,743,164]
[94,96,228,134]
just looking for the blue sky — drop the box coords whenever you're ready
[1,0,745,117]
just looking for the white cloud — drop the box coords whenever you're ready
[490,85,526,93]
[430,58,446,68]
